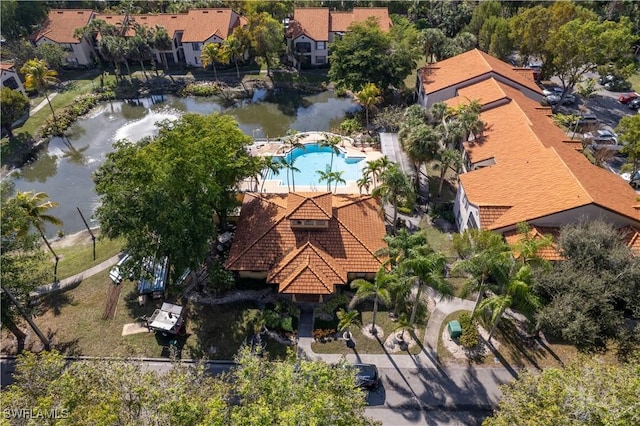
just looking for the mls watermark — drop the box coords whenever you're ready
[3,408,70,420]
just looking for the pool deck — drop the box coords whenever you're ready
[243,132,384,194]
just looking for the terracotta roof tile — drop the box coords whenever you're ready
[418,49,541,96]
[503,226,562,261]
[227,193,386,294]
[0,63,15,72]
[619,226,640,255]
[182,9,238,42]
[289,8,329,41]
[129,14,185,38]
[286,192,332,220]
[32,9,94,43]
[330,8,391,33]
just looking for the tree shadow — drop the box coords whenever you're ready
[36,291,77,317]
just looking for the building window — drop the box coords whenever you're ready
[467,214,478,229]
[295,42,311,53]
[61,43,74,52]
[316,41,326,50]
[316,56,326,65]
[192,42,201,51]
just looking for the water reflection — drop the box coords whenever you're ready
[10,91,358,236]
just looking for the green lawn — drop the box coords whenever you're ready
[628,71,640,92]
[311,309,426,355]
[48,234,126,283]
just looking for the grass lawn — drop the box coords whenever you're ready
[311,309,426,356]
[404,57,426,90]
[436,310,584,370]
[46,232,125,283]
[1,269,290,360]
[628,71,639,91]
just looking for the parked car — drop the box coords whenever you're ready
[542,86,563,97]
[605,78,632,92]
[586,129,619,150]
[618,92,639,104]
[572,113,598,130]
[629,98,640,110]
[353,363,380,390]
[629,172,640,190]
[545,93,575,105]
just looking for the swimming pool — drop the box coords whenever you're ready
[274,143,366,187]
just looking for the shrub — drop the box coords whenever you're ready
[274,299,299,318]
[181,83,219,97]
[316,293,349,316]
[338,118,363,135]
[206,261,235,296]
[398,206,412,215]
[262,309,281,330]
[458,312,480,348]
[280,316,293,332]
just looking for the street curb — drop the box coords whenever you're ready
[0,354,236,365]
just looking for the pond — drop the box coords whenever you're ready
[9,91,360,237]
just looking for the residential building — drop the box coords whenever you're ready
[1,62,26,95]
[286,7,392,67]
[226,192,386,303]
[30,9,95,68]
[415,49,640,257]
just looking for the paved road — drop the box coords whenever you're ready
[2,358,511,425]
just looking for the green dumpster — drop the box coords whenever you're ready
[448,320,462,338]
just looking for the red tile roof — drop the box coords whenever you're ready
[226,193,386,295]
[288,7,391,41]
[0,63,16,72]
[457,79,640,230]
[128,14,185,38]
[503,226,562,261]
[418,49,541,95]
[32,9,94,43]
[182,9,238,42]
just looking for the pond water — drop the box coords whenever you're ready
[9,91,359,237]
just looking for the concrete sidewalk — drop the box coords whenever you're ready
[31,253,123,297]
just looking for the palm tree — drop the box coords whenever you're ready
[320,133,342,175]
[356,175,372,194]
[451,229,512,311]
[260,156,283,192]
[223,34,245,79]
[393,314,414,344]
[286,156,300,192]
[153,25,173,71]
[508,222,553,270]
[330,171,345,192]
[376,229,428,268]
[14,191,63,282]
[316,170,332,192]
[401,123,440,194]
[355,82,383,131]
[349,267,393,334]
[401,250,452,325]
[201,42,229,83]
[20,59,59,134]
[337,309,361,341]
[362,156,390,188]
[434,148,462,197]
[475,264,540,340]
[372,163,414,235]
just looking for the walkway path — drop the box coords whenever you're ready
[30,92,58,115]
[31,253,123,298]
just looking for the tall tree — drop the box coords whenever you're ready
[0,0,48,41]
[259,156,283,193]
[94,113,261,282]
[329,17,421,92]
[152,25,173,71]
[401,249,452,325]
[0,88,29,138]
[372,163,414,235]
[20,59,59,134]
[533,220,640,352]
[246,12,284,77]
[201,42,229,83]
[223,33,246,79]
[401,123,440,194]
[434,147,461,197]
[616,114,640,178]
[355,83,383,131]
[13,191,63,282]
[320,133,342,175]
[484,357,640,426]
[350,267,393,334]
[0,185,49,351]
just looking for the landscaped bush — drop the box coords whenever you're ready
[338,118,363,135]
[315,293,349,318]
[41,91,116,137]
[398,206,413,215]
[181,82,219,97]
[458,312,480,349]
[273,299,299,319]
[429,202,455,223]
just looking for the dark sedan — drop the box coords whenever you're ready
[353,363,380,390]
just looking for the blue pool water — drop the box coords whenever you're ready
[274,143,365,187]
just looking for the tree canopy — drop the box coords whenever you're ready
[94,113,261,281]
[0,88,29,138]
[533,220,640,352]
[1,349,377,425]
[328,17,421,92]
[616,114,640,176]
[246,12,284,77]
[484,356,640,426]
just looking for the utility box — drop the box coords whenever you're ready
[448,320,462,339]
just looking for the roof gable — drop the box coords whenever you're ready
[286,192,332,220]
[419,49,541,95]
[182,9,237,42]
